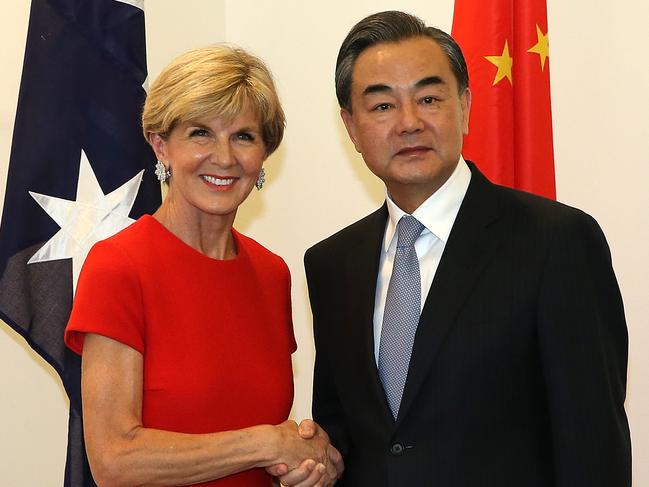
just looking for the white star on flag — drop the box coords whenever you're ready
[28,149,143,293]
[114,0,144,11]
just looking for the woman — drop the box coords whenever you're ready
[65,45,340,486]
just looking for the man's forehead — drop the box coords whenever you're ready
[355,37,444,64]
[351,37,454,91]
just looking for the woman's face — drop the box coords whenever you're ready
[151,107,266,221]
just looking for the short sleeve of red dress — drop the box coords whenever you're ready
[65,239,144,354]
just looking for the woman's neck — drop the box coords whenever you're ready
[153,200,237,260]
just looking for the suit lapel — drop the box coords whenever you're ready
[396,164,503,425]
[341,204,395,424]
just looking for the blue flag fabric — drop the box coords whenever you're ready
[0,0,160,485]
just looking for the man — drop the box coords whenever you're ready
[303,10,631,486]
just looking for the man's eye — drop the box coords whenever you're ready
[374,103,392,112]
[421,96,439,104]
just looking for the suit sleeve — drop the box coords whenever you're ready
[537,211,631,487]
[304,247,351,457]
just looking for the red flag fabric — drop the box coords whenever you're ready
[452,0,556,199]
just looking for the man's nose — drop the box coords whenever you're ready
[397,102,424,134]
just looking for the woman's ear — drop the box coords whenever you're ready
[148,133,167,162]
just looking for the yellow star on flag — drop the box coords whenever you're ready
[485,40,513,86]
[527,24,549,71]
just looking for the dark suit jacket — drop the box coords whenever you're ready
[304,163,631,487]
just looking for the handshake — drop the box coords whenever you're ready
[264,419,344,486]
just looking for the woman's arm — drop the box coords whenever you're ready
[82,333,328,486]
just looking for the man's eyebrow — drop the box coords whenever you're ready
[415,75,445,88]
[362,83,392,96]
[362,76,446,96]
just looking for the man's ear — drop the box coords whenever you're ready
[340,108,362,153]
[148,133,168,162]
[461,87,472,135]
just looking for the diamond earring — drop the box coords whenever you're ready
[255,167,266,190]
[155,160,171,183]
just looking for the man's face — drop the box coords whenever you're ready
[341,36,471,213]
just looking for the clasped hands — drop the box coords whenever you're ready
[266,419,344,486]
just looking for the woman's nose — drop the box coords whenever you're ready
[211,141,235,168]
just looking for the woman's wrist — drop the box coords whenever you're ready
[246,424,281,468]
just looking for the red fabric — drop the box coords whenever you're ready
[452,0,556,199]
[66,215,296,487]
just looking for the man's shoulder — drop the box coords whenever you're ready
[494,183,596,229]
[480,181,606,250]
[466,160,594,227]
[305,205,387,264]
[458,167,606,254]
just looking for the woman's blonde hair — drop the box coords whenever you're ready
[142,44,285,155]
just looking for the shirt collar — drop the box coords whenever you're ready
[384,156,472,252]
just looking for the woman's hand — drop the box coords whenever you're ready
[266,419,344,486]
[266,420,330,469]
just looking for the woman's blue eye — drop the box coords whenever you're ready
[190,128,208,137]
[237,132,254,141]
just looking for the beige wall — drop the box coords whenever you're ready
[1,0,647,485]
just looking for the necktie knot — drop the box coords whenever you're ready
[396,215,424,248]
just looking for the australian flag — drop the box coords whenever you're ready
[0,0,161,485]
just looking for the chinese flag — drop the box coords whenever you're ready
[452,0,556,199]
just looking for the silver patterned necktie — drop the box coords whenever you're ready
[378,215,425,419]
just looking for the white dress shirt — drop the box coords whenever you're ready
[373,157,472,364]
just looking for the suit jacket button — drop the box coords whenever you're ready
[390,442,404,456]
